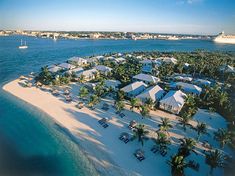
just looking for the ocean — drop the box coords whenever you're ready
[0,35,235,176]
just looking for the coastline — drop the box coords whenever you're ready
[2,79,127,176]
[2,78,232,176]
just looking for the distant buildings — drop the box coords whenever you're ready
[170,82,202,95]
[77,68,98,81]
[105,80,121,90]
[68,57,87,66]
[58,63,76,70]
[95,65,113,75]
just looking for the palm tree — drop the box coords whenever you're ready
[132,124,149,146]
[145,98,155,110]
[88,94,100,107]
[193,121,207,141]
[205,149,226,176]
[35,66,53,85]
[167,154,187,176]
[155,131,171,148]
[158,117,173,135]
[139,104,150,119]
[130,98,140,111]
[178,138,196,157]
[218,91,229,107]
[115,100,125,113]
[78,74,85,83]
[185,94,196,107]
[214,128,232,149]
[178,113,192,132]
[79,86,89,100]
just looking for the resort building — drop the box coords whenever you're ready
[174,75,193,82]
[157,57,177,64]
[48,65,63,73]
[113,57,126,64]
[68,57,87,66]
[104,80,121,90]
[219,64,235,73]
[77,68,98,81]
[136,85,165,103]
[170,82,202,95]
[66,67,84,76]
[159,90,187,114]
[193,79,211,87]
[140,59,161,74]
[95,65,113,75]
[133,73,160,84]
[58,63,76,70]
[121,81,147,98]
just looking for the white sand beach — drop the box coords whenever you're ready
[3,78,233,176]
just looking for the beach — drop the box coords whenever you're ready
[3,78,232,176]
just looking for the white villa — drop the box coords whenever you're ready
[77,68,98,81]
[170,82,202,95]
[48,65,63,73]
[140,59,161,74]
[121,81,147,98]
[133,73,160,84]
[193,79,211,87]
[58,63,76,70]
[219,64,235,73]
[104,80,121,90]
[136,85,165,103]
[157,57,177,64]
[68,57,87,66]
[174,75,193,82]
[95,65,113,75]
[159,90,187,114]
[66,67,84,76]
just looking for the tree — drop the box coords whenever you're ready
[140,105,150,119]
[132,124,149,146]
[193,121,207,141]
[178,138,196,157]
[178,113,192,132]
[35,66,53,85]
[88,94,100,107]
[155,131,171,149]
[115,100,125,113]
[78,74,85,83]
[130,98,140,111]
[158,117,173,135]
[145,98,155,110]
[167,154,187,176]
[79,87,89,100]
[205,149,226,176]
[116,90,125,101]
[214,128,232,149]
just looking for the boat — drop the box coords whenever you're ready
[213,31,235,44]
[19,39,28,49]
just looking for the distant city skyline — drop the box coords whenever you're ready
[0,0,235,35]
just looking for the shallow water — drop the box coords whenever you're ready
[0,35,234,175]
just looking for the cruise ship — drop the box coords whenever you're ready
[213,31,235,44]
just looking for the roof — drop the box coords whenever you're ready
[67,67,84,74]
[95,65,112,72]
[160,90,186,108]
[78,68,98,77]
[58,63,76,70]
[133,73,160,83]
[105,80,121,88]
[157,57,177,64]
[174,75,193,82]
[48,66,63,73]
[219,65,235,73]
[136,85,165,102]
[121,81,147,93]
[171,82,202,94]
[68,57,86,63]
[194,79,211,86]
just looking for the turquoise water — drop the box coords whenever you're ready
[0,35,235,175]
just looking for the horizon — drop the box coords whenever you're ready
[0,0,235,35]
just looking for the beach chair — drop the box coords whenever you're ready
[151,145,159,154]
[103,123,109,128]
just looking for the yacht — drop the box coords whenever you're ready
[19,39,28,49]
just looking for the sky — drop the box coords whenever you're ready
[0,0,235,35]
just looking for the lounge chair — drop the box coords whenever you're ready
[119,113,125,118]
[151,145,159,154]
[103,123,109,128]
[134,149,145,161]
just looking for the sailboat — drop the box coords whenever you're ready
[19,39,28,49]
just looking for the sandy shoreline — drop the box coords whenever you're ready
[3,78,232,176]
[3,79,127,176]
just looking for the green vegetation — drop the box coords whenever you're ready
[132,124,149,146]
